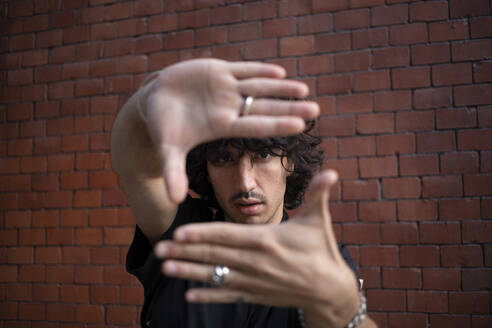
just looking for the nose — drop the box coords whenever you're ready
[236,155,256,192]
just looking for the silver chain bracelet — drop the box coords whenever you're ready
[297,292,367,328]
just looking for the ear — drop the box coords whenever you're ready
[283,156,294,175]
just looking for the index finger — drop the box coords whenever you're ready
[174,221,268,248]
[228,62,286,79]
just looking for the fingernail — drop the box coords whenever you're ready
[155,243,169,257]
[174,229,186,241]
[186,291,197,302]
[164,261,177,274]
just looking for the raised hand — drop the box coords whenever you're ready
[141,59,320,203]
[154,170,362,328]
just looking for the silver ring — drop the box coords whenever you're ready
[211,265,229,287]
[240,96,254,116]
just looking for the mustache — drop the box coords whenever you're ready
[230,191,266,203]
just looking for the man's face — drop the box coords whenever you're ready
[206,147,290,225]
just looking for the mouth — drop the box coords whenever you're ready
[233,199,264,215]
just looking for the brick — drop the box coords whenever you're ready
[366,289,405,311]
[462,269,492,291]
[458,129,492,150]
[342,179,379,200]
[7,103,32,121]
[178,9,210,29]
[437,108,477,130]
[337,94,372,114]
[338,136,375,157]
[388,313,427,328]
[74,190,101,208]
[48,81,74,99]
[422,175,462,198]
[352,28,388,49]
[47,154,73,172]
[334,9,369,30]
[210,5,241,25]
[76,305,105,323]
[452,40,492,62]
[423,268,460,291]
[450,0,490,18]
[382,177,421,199]
[410,1,448,21]
[420,222,461,244]
[22,49,49,67]
[318,74,350,94]
[76,42,103,61]
[382,223,419,244]
[374,90,411,111]
[19,264,46,282]
[471,16,492,38]
[32,283,59,302]
[342,224,380,244]
[61,62,89,80]
[455,84,492,107]
[354,70,390,91]
[390,23,428,45]
[463,221,492,243]
[300,55,334,76]
[7,248,33,264]
[371,4,408,26]
[350,0,385,8]
[482,152,492,173]
[62,247,89,265]
[278,0,311,16]
[357,113,393,134]
[430,21,469,42]
[61,285,89,303]
[412,43,450,65]
[89,170,117,189]
[360,156,398,178]
[22,84,46,102]
[417,131,456,153]
[244,1,276,20]
[441,245,483,267]
[408,291,448,313]
[104,265,133,284]
[46,265,73,283]
[414,87,452,109]
[335,51,370,72]
[244,39,277,60]
[401,245,440,267]
[400,154,439,176]
[46,303,74,322]
[280,36,314,57]
[474,61,492,83]
[263,18,296,38]
[90,247,119,265]
[49,45,76,64]
[35,247,62,264]
[360,246,398,266]
[449,292,489,314]
[316,33,351,53]
[8,69,33,86]
[323,159,358,180]
[91,285,119,304]
[32,173,58,191]
[392,67,430,89]
[121,286,144,305]
[313,0,347,12]
[441,152,479,174]
[465,174,492,196]
[382,267,421,289]
[37,30,63,48]
[319,116,355,137]
[47,227,73,245]
[19,303,46,320]
[10,34,35,51]
[433,63,472,87]
[299,13,332,34]
[376,134,415,155]
[107,305,137,325]
[8,138,33,155]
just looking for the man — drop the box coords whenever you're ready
[111,59,376,328]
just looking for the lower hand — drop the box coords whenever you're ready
[154,170,360,327]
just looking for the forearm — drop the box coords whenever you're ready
[110,86,177,244]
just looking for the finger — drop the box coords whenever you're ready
[159,145,189,203]
[243,98,319,120]
[162,260,281,295]
[237,78,309,99]
[228,62,286,79]
[156,241,260,272]
[304,170,338,205]
[227,116,306,138]
[174,222,269,248]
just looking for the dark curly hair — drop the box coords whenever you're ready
[186,121,324,210]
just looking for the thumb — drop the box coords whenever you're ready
[304,170,338,212]
[160,145,189,204]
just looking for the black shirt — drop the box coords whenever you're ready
[126,197,359,328]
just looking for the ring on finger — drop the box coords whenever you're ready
[240,96,254,116]
[211,265,230,287]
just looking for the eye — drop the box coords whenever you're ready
[209,151,233,166]
[255,151,271,161]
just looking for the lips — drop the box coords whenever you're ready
[233,199,263,215]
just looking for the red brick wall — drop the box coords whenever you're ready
[1,0,491,327]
